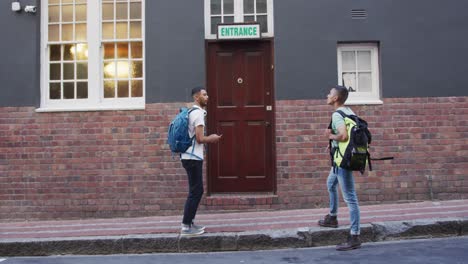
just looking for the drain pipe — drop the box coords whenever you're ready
[426,175,434,200]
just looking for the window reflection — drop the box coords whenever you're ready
[244,0,254,13]
[75,23,87,41]
[102,3,114,20]
[102,23,114,40]
[130,2,142,19]
[63,63,74,80]
[63,82,74,99]
[116,22,128,39]
[101,1,143,99]
[211,0,270,36]
[257,15,268,32]
[77,82,88,99]
[62,5,73,22]
[131,80,143,97]
[131,43,142,58]
[50,64,61,80]
[77,63,88,79]
[76,4,87,21]
[62,24,73,41]
[49,25,59,41]
[116,3,128,20]
[117,43,129,58]
[130,22,142,39]
[48,6,60,22]
[50,45,61,61]
[211,0,221,15]
[257,0,267,13]
[224,0,234,14]
[118,81,129,98]
[104,43,115,59]
[50,83,61,100]
[104,81,115,98]
[131,61,143,78]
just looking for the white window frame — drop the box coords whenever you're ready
[204,0,274,39]
[38,0,146,112]
[337,43,382,105]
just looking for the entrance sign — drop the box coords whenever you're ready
[217,24,261,40]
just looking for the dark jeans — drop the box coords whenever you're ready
[181,159,204,225]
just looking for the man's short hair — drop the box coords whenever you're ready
[334,85,349,104]
[191,86,205,96]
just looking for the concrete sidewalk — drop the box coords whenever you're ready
[1,200,467,256]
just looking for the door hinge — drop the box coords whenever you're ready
[271,64,274,70]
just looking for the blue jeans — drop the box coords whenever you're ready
[327,167,360,235]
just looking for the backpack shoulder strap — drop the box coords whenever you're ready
[187,107,203,140]
[188,107,198,114]
[187,107,202,121]
[335,110,349,118]
[329,110,347,129]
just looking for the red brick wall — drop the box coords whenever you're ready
[272,96,468,210]
[1,97,467,221]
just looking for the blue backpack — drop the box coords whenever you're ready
[167,107,202,159]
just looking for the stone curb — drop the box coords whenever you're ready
[1,218,467,257]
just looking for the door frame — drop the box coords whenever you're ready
[204,38,277,195]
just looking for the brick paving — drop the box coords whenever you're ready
[1,200,467,240]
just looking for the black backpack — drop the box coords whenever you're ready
[329,110,392,174]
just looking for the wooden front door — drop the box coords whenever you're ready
[207,40,275,193]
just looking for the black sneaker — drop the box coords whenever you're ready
[336,235,362,251]
[318,214,338,228]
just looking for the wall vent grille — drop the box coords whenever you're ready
[351,9,367,19]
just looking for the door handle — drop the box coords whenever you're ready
[265,121,271,127]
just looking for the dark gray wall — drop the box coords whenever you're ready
[0,0,40,107]
[0,0,205,106]
[275,0,468,100]
[1,0,467,106]
[146,0,205,103]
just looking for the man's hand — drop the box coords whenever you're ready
[207,134,222,143]
[195,125,222,144]
[324,129,332,138]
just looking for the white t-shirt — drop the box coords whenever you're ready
[181,105,206,160]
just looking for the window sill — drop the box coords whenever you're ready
[345,99,383,105]
[35,105,145,113]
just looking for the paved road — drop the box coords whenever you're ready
[2,236,467,264]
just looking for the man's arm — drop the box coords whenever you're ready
[195,125,221,144]
[328,125,348,142]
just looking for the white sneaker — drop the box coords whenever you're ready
[191,222,205,231]
[180,224,204,236]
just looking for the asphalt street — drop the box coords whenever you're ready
[1,236,467,264]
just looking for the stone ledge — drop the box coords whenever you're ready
[1,218,467,257]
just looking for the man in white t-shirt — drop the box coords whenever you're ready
[180,86,222,236]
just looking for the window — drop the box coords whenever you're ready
[205,0,274,39]
[337,43,382,105]
[39,0,145,112]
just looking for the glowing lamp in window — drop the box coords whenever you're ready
[104,61,130,78]
[69,44,88,60]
